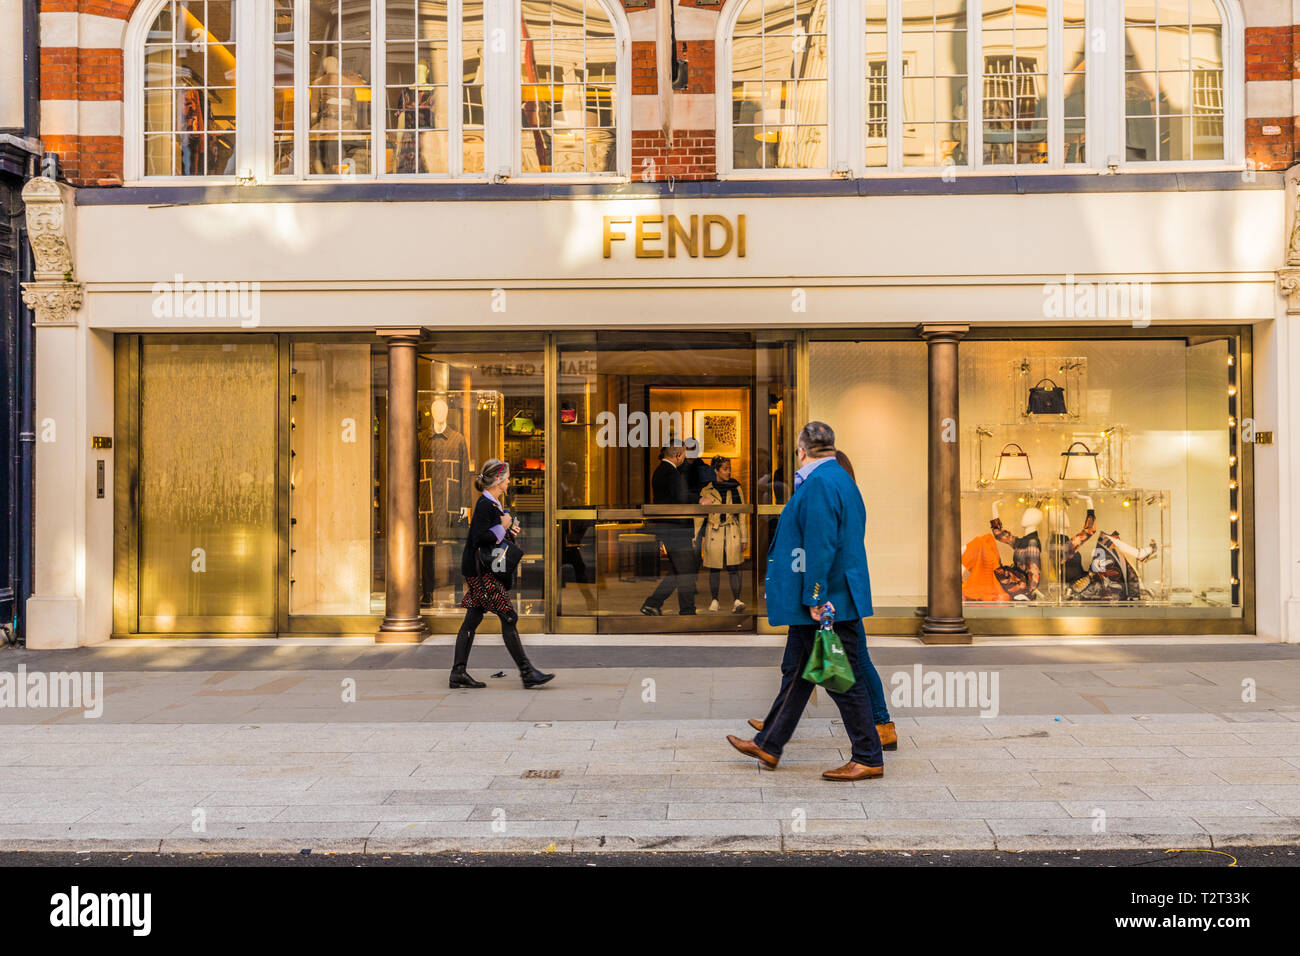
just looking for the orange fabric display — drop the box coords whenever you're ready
[962,533,1007,602]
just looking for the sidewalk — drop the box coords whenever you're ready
[2,644,1299,854]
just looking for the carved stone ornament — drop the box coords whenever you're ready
[22,176,74,280]
[1279,175,1300,310]
[21,283,83,325]
[1288,178,1300,268]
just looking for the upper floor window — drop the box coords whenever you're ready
[730,0,829,171]
[520,0,618,174]
[128,0,627,181]
[721,0,1240,176]
[1124,0,1225,162]
[142,0,239,176]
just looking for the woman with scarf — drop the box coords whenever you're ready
[696,456,747,613]
[450,459,554,689]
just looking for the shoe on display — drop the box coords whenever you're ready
[708,599,719,612]
[733,600,745,613]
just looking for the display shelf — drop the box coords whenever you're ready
[961,488,1169,607]
[969,422,1129,489]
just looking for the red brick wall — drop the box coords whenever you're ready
[631,40,715,95]
[1244,24,1298,171]
[632,129,716,181]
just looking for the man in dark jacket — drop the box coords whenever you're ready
[641,442,698,615]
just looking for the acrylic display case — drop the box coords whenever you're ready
[960,489,1169,608]
[1011,355,1087,423]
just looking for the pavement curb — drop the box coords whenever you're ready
[2,832,1298,854]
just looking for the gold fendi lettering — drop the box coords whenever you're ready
[603,215,747,259]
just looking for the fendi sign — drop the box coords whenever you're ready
[602,215,747,259]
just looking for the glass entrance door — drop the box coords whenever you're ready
[554,332,795,633]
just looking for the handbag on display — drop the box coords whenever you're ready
[505,410,536,436]
[1059,440,1101,481]
[1026,378,1067,415]
[993,442,1033,481]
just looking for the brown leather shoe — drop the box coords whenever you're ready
[748,718,764,732]
[726,734,778,769]
[877,721,898,751]
[822,761,884,781]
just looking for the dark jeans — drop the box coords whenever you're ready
[644,531,698,613]
[755,618,884,767]
[454,605,528,671]
[708,567,742,602]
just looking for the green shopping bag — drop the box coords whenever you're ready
[801,613,856,694]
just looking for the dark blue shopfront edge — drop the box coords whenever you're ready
[73,169,1284,206]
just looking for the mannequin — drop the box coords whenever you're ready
[309,55,359,173]
[1054,494,1156,601]
[419,395,471,607]
[960,534,1005,602]
[1055,494,1096,595]
[991,500,1043,600]
[397,62,443,174]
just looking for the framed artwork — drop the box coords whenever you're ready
[693,409,741,457]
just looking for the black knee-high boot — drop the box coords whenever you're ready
[499,607,554,688]
[450,608,486,688]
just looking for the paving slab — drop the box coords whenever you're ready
[3,648,1300,853]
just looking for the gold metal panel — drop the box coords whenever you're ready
[136,336,278,633]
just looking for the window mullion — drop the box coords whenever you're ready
[1101,0,1120,168]
[1048,0,1063,167]
[969,2,981,170]
[887,0,901,170]
[485,0,512,178]
[294,0,306,178]
[450,0,463,177]
[371,0,383,179]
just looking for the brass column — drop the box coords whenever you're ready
[919,324,971,644]
[376,330,428,643]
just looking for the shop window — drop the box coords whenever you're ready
[288,342,376,615]
[410,348,547,621]
[554,332,794,633]
[129,0,626,181]
[142,0,238,176]
[958,337,1243,620]
[809,340,928,618]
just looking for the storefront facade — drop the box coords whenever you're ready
[20,0,1300,645]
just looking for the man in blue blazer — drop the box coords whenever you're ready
[726,422,885,780]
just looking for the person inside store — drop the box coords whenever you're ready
[640,441,699,616]
[727,422,886,781]
[450,459,554,689]
[680,436,715,498]
[696,455,747,613]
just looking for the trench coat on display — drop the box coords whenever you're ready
[763,458,874,626]
[695,482,747,569]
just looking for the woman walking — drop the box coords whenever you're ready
[450,459,554,689]
[697,456,747,612]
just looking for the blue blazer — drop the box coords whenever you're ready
[764,458,874,626]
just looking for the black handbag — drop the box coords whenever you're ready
[476,536,524,584]
[1026,378,1067,415]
